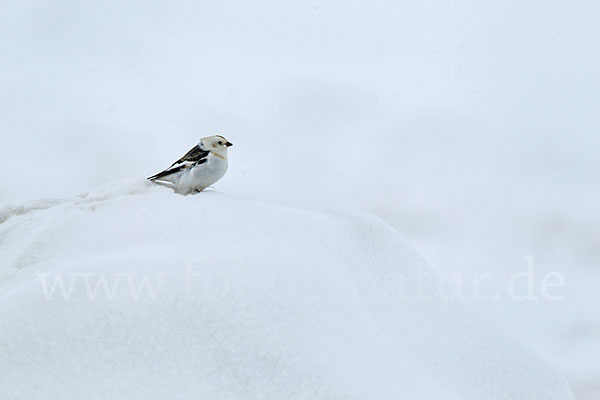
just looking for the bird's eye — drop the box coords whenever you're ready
[218,141,223,145]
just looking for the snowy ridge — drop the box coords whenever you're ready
[0,181,574,399]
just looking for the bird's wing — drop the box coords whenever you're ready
[148,145,209,181]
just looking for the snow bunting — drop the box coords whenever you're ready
[148,135,233,194]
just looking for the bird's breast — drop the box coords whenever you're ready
[190,153,228,189]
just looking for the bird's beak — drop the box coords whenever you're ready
[225,141,233,147]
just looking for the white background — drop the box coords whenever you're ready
[1,1,598,397]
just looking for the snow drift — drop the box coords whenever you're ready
[0,181,573,399]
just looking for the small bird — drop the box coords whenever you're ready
[148,135,233,194]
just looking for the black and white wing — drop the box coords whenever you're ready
[148,145,209,181]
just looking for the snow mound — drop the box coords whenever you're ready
[0,181,573,399]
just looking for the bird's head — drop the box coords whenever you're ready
[199,135,233,155]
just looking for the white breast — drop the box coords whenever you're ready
[182,152,228,193]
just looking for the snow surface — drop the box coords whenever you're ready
[0,182,573,399]
[1,1,599,397]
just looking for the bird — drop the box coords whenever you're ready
[148,135,233,194]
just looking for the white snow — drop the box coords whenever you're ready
[1,1,598,396]
[0,182,574,399]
